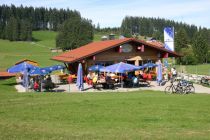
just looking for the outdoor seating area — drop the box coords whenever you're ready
[7,60,201,94]
[6,60,167,92]
[81,62,162,90]
[7,62,65,92]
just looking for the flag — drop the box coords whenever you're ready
[164,27,174,51]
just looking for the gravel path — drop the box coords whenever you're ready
[140,81,210,94]
[15,81,210,94]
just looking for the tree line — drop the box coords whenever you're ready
[176,27,210,64]
[119,16,210,64]
[120,16,199,42]
[0,4,81,41]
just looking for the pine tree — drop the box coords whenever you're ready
[12,17,19,41]
[5,17,14,41]
[56,17,93,50]
[26,20,32,41]
[175,28,189,52]
[19,19,27,40]
[192,31,209,63]
[121,17,132,37]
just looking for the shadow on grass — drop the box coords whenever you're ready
[32,37,41,42]
[0,77,17,86]
[2,82,17,86]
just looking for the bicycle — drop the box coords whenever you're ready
[164,79,177,94]
[176,80,195,94]
[165,79,195,94]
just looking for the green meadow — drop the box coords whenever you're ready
[0,31,59,71]
[176,64,210,75]
[0,78,210,139]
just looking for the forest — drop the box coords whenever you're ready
[119,16,210,64]
[0,4,81,41]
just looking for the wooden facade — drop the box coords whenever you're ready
[68,41,169,74]
[52,38,180,74]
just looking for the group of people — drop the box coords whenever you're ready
[162,67,177,81]
[66,65,178,89]
[83,71,150,88]
[29,75,55,92]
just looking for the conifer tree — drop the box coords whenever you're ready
[175,28,189,52]
[192,31,209,63]
[56,17,93,50]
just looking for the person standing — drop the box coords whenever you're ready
[171,67,177,78]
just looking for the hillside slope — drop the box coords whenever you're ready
[0,31,59,71]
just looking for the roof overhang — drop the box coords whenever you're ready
[52,38,182,63]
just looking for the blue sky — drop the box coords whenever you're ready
[1,0,210,28]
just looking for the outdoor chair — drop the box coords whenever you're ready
[139,78,150,87]
[123,78,133,88]
[103,77,115,89]
[42,80,55,91]
[93,82,102,89]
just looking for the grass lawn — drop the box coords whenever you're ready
[1,78,210,139]
[0,31,59,71]
[176,64,210,75]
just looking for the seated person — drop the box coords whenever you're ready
[132,76,139,86]
[147,73,152,81]
[110,73,116,80]
[98,74,106,83]
[87,73,92,80]
[92,75,98,84]
[139,73,143,79]
[142,73,147,79]
[43,75,55,91]
[34,80,40,91]
[68,75,74,83]
[132,76,138,83]
[128,73,133,79]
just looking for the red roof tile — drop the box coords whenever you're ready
[52,38,181,63]
[15,59,38,65]
[146,40,164,48]
[0,72,16,77]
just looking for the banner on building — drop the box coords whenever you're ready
[164,27,174,51]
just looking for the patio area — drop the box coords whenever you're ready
[15,80,210,94]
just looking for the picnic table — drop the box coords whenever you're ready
[93,78,115,90]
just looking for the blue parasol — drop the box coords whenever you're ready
[45,64,65,72]
[29,67,50,75]
[7,62,38,73]
[88,65,105,72]
[142,62,158,69]
[76,63,84,91]
[99,62,139,73]
[157,61,162,85]
[7,62,38,91]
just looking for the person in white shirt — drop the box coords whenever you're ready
[171,67,177,78]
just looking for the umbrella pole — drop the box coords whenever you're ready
[40,76,42,92]
[26,74,28,92]
[69,83,70,92]
[120,73,123,88]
